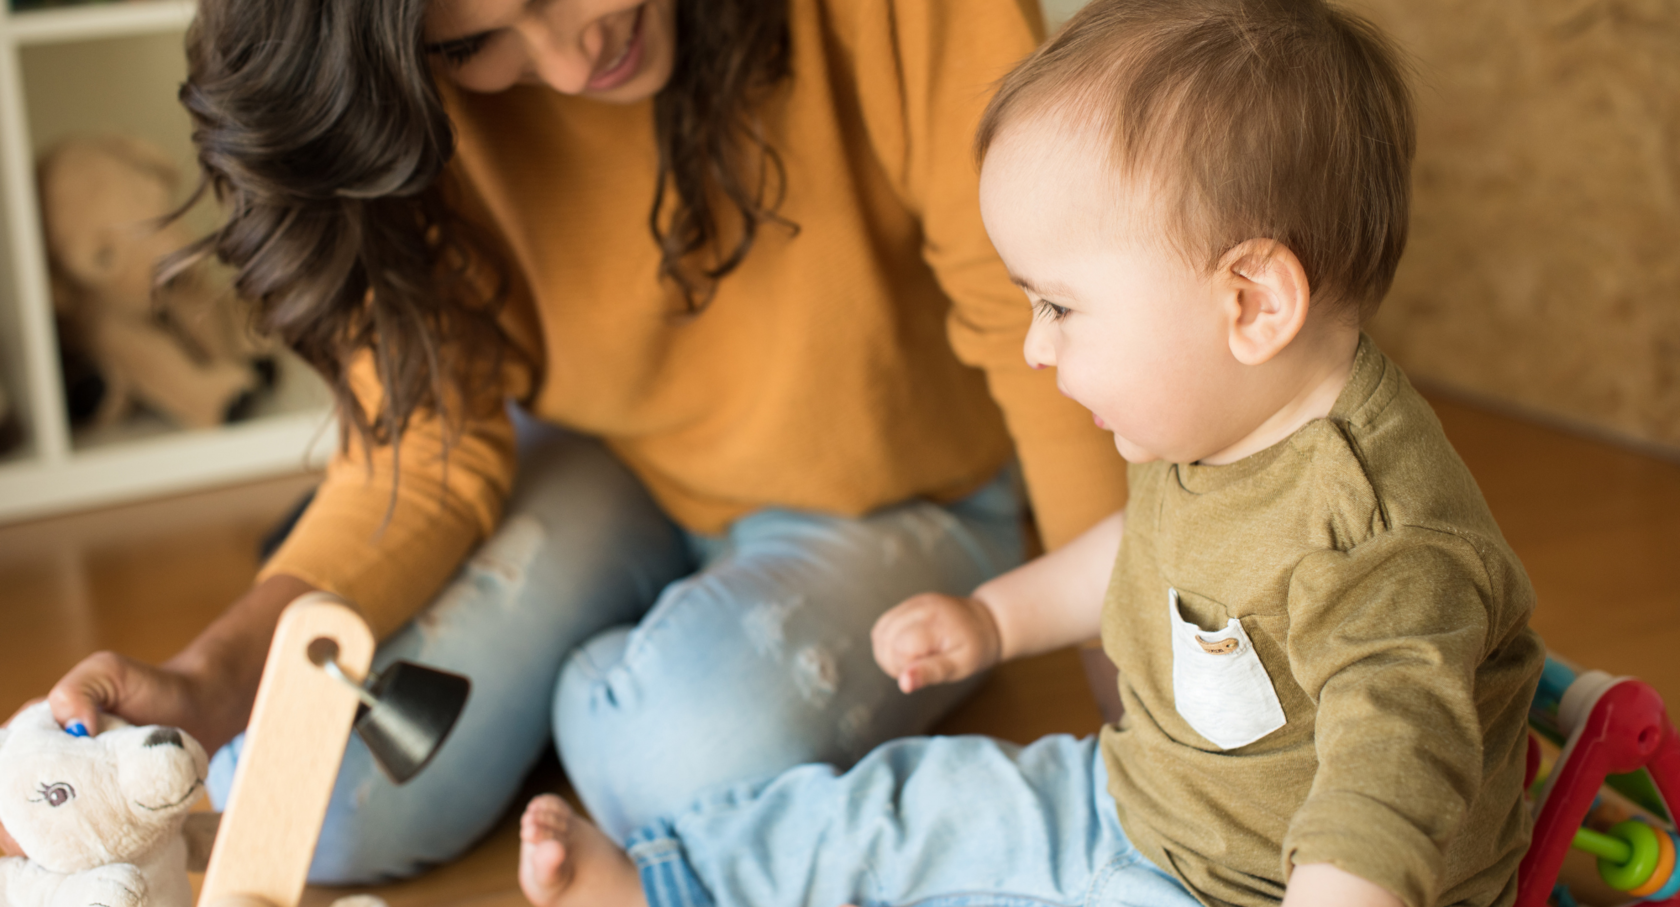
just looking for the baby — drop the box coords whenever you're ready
[515,0,1544,905]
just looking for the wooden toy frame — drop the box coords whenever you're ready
[197,593,374,907]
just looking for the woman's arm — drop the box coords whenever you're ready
[837,0,1129,549]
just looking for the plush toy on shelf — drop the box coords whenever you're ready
[0,702,216,907]
[37,134,274,431]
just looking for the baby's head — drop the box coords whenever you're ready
[978,0,1414,464]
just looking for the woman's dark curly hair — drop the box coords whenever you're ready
[174,0,791,458]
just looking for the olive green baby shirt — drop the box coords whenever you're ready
[1099,337,1544,907]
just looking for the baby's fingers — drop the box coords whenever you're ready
[896,653,967,694]
[872,614,944,681]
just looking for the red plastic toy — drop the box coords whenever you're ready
[1520,660,1680,907]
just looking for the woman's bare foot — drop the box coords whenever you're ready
[518,794,646,907]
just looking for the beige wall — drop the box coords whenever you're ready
[1346,0,1680,453]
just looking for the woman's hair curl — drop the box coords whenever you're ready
[174,0,792,460]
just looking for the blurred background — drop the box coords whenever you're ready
[0,2,1676,905]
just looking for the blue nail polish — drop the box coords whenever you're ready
[65,721,89,738]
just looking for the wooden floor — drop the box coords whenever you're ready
[1,393,1677,907]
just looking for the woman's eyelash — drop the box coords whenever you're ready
[1033,300,1070,322]
[427,34,490,67]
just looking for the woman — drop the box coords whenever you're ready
[32,0,1125,885]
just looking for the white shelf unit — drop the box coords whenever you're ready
[0,0,333,523]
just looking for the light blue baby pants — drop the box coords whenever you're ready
[208,421,1025,883]
[627,734,1202,907]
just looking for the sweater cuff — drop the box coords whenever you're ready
[1283,791,1442,907]
[257,485,481,640]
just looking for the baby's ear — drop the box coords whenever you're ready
[1219,239,1311,367]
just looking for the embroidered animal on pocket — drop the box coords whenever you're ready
[1195,635,1238,654]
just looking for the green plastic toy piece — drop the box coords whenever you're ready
[1595,821,1661,892]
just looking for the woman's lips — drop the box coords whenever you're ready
[1093,413,1108,430]
[586,5,645,91]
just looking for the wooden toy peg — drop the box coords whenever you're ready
[198,593,375,907]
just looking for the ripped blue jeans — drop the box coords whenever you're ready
[207,424,1025,883]
[628,735,1201,907]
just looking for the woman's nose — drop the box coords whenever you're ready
[515,13,600,94]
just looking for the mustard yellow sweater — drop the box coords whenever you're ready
[262,0,1128,637]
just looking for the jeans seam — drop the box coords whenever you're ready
[916,502,1012,581]
[619,572,710,667]
[1082,851,1143,907]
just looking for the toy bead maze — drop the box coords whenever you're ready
[1522,656,1680,907]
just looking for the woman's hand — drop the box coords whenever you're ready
[40,651,228,752]
[19,572,319,756]
[871,593,1003,693]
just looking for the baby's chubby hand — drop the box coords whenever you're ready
[871,593,1003,693]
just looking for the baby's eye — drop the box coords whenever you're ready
[426,33,490,67]
[1033,300,1071,322]
[33,782,75,807]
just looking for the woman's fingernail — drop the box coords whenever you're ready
[65,721,89,738]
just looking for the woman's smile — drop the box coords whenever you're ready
[585,4,645,91]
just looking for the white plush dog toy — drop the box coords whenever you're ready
[0,703,210,907]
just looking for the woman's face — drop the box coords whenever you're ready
[424,0,678,101]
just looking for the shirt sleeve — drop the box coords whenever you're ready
[836,0,1129,548]
[1281,528,1497,907]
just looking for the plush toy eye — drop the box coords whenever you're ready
[34,782,75,807]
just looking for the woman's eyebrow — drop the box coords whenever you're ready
[424,0,539,52]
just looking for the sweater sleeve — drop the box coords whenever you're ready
[838,0,1128,548]
[256,350,522,639]
[1281,529,1496,907]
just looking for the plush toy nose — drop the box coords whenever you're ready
[143,728,183,749]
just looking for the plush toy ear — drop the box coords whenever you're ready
[15,701,62,735]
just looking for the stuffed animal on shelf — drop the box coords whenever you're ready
[37,134,273,431]
[0,702,215,907]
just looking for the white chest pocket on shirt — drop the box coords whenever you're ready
[1168,588,1287,750]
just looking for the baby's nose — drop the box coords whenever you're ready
[143,727,184,749]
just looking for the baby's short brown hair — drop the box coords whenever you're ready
[977,0,1415,323]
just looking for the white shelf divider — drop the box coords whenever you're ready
[0,21,69,463]
[3,1,196,46]
[0,408,334,522]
